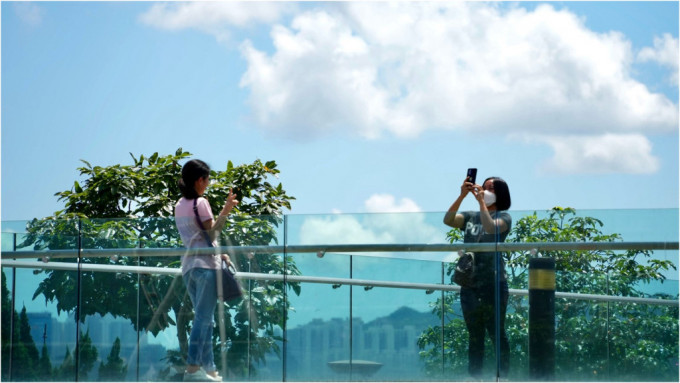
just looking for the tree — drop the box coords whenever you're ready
[21,148,300,378]
[98,337,128,381]
[38,342,53,382]
[52,346,75,381]
[9,306,41,381]
[77,330,99,380]
[1,272,50,382]
[418,207,678,381]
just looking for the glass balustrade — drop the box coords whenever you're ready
[1,209,678,382]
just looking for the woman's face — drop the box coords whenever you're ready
[195,176,210,196]
[482,179,495,193]
[482,179,497,209]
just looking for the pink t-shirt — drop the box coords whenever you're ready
[175,197,220,274]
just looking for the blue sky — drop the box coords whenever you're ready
[2,1,679,223]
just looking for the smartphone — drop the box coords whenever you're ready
[232,187,242,200]
[466,168,477,184]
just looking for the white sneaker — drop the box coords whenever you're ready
[205,371,223,382]
[183,369,221,382]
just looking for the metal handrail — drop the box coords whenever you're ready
[1,241,678,259]
[2,259,677,307]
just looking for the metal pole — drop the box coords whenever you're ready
[349,254,353,382]
[8,233,17,380]
[494,226,501,381]
[248,256,253,379]
[3,241,678,260]
[74,218,82,382]
[440,262,445,378]
[136,240,142,381]
[529,257,555,381]
[282,215,288,382]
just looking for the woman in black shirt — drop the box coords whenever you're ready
[444,176,512,378]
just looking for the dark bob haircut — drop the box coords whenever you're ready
[484,177,511,211]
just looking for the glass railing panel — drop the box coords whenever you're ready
[229,214,286,382]
[575,208,679,243]
[1,209,677,382]
[283,212,451,249]
[78,237,141,381]
[138,272,185,382]
[76,219,143,381]
[504,209,678,382]
[553,269,610,381]
[606,278,679,382]
[284,251,351,381]
[232,251,287,382]
[351,254,443,381]
[1,219,81,382]
[1,265,15,381]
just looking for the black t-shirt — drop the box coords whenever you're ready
[461,211,512,287]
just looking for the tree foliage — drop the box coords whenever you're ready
[1,272,43,382]
[98,337,127,381]
[19,148,299,379]
[418,207,678,381]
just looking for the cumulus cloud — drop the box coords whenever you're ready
[364,194,421,213]
[139,1,678,175]
[297,194,455,265]
[299,195,432,243]
[239,2,677,141]
[535,133,660,174]
[299,214,395,246]
[638,33,680,85]
[14,2,44,26]
[139,1,294,42]
[298,194,446,252]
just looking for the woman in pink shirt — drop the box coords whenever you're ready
[175,159,238,382]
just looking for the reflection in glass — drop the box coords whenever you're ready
[0,210,677,382]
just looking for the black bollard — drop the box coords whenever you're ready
[529,257,555,381]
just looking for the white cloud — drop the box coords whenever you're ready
[239,2,677,142]
[364,194,421,213]
[298,194,444,247]
[139,1,678,175]
[299,214,395,246]
[14,2,44,27]
[534,133,660,175]
[139,1,294,43]
[638,33,680,85]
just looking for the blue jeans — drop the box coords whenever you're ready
[183,268,217,372]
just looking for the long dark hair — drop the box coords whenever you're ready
[484,176,511,211]
[178,159,210,199]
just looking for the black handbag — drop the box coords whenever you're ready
[452,252,475,287]
[193,199,243,301]
[218,259,243,301]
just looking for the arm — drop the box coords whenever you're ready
[443,179,474,228]
[473,190,509,234]
[199,190,239,265]
[201,189,239,240]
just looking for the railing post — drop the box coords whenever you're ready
[74,218,82,382]
[440,262,445,379]
[8,233,17,381]
[282,214,288,382]
[529,257,555,381]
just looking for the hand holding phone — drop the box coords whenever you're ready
[466,168,477,185]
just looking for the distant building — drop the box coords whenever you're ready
[25,311,168,380]
[282,306,439,381]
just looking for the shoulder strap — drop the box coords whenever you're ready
[193,198,213,247]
